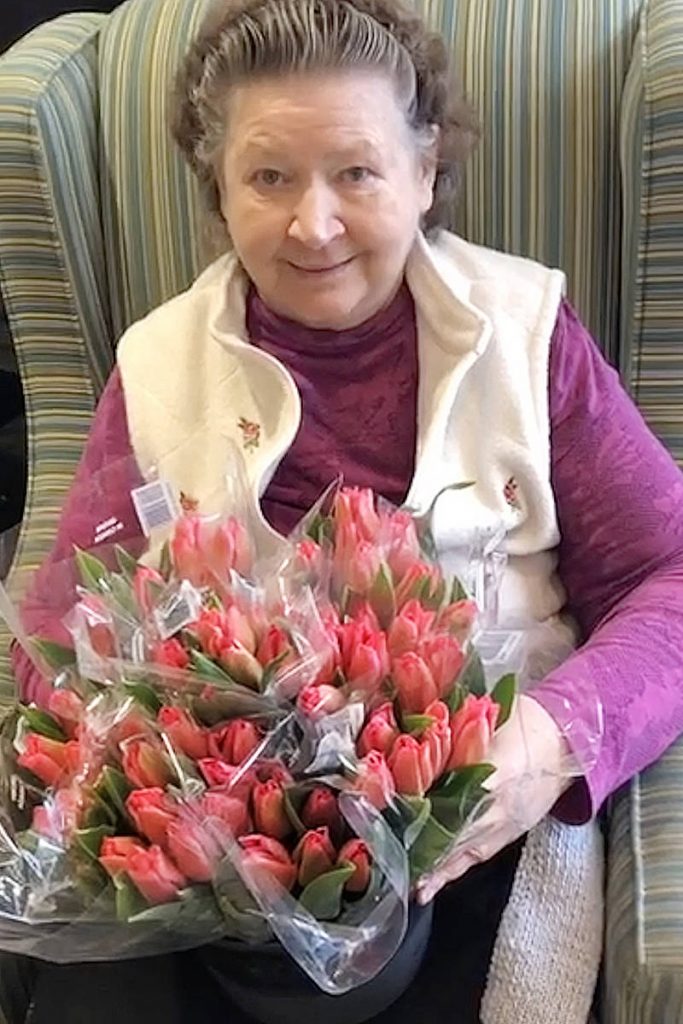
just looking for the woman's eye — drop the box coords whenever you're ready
[341,166,374,184]
[253,169,286,188]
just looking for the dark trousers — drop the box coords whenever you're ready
[0,841,523,1024]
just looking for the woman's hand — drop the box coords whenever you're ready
[416,695,572,904]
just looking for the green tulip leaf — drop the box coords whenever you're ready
[114,545,140,582]
[490,673,517,728]
[189,651,236,686]
[384,795,433,850]
[429,764,496,831]
[213,859,272,943]
[449,575,469,604]
[299,865,355,921]
[368,562,396,630]
[108,574,138,618]
[32,639,77,671]
[19,706,67,743]
[124,681,163,717]
[407,814,457,881]
[81,787,118,830]
[445,684,465,714]
[402,714,436,736]
[74,824,115,862]
[283,786,308,836]
[458,650,487,697]
[129,885,224,930]
[114,874,149,921]
[74,547,111,593]
[95,765,134,822]
[159,541,172,581]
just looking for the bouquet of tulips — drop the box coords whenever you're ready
[0,455,526,995]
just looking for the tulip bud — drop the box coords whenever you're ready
[218,641,263,691]
[293,827,336,888]
[253,780,292,841]
[18,734,80,789]
[387,600,436,657]
[388,735,433,797]
[171,516,204,585]
[47,690,83,739]
[166,818,221,883]
[205,517,251,579]
[99,836,146,878]
[334,488,380,543]
[256,625,293,668]
[198,758,240,789]
[448,695,500,770]
[438,599,478,643]
[223,604,257,654]
[154,638,190,671]
[32,786,83,841]
[395,561,443,610]
[382,510,421,581]
[295,539,322,574]
[126,844,187,905]
[297,684,346,720]
[419,634,465,698]
[202,791,251,838]
[422,701,452,780]
[357,702,399,758]
[133,565,164,617]
[121,738,174,789]
[300,786,343,841]
[157,706,208,761]
[392,652,439,714]
[211,719,262,765]
[337,617,390,695]
[126,788,178,847]
[337,839,372,894]
[352,751,396,810]
[239,834,296,891]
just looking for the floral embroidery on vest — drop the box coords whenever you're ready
[180,492,199,514]
[504,476,521,510]
[238,417,261,451]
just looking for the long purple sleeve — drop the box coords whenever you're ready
[536,301,683,822]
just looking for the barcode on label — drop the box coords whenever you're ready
[154,581,203,641]
[131,480,180,537]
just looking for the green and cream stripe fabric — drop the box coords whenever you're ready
[0,14,111,697]
[416,0,643,365]
[606,737,683,1023]
[620,0,683,462]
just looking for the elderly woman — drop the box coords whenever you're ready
[6,0,683,1022]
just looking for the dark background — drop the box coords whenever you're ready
[1,1,122,51]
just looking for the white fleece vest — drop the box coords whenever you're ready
[117,231,566,631]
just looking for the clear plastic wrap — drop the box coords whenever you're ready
[0,472,605,996]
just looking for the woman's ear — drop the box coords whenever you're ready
[418,124,440,214]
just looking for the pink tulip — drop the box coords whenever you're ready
[153,638,190,670]
[256,625,293,668]
[438,599,478,643]
[337,616,390,696]
[448,695,500,770]
[32,786,84,841]
[217,640,264,691]
[334,523,380,595]
[198,758,240,789]
[395,561,443,610]
[388,735,433,797]
[158,706,208,760]
[18,735,80,789]
[202,790,252,838]
[293,827,336,887]
[419,634,465,698]
[126,844,187,905]
[352,751,396,810]
[99,836,146,879]
[47,690,83,739]
[133,565,164,617]
[300,786,343,841]
[297,684,346,720]
[210,719,263,765]
[382,510,421,581]
[166,818,221,883]
[252,780,292,841]
[195,606,256,657]
[295,538,323,574]
[337,839,372,894]
[170,516,205,585]
[126,788,178,847]
[387,600,436,657]
[357,702,400,757]
[205,516,251,579]
[239,834,296,891]
[422,701,452,780]
[334,487,381,544]
[121,739,174,789]
[392,652,439,714]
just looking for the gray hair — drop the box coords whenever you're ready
[173,0,478,243]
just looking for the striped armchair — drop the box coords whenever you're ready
[0,1,682,1020]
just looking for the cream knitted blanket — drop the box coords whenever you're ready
[481,817,604,1024]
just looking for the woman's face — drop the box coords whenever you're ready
[219,71,436,330]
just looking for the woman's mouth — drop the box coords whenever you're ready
[287,256,356,276]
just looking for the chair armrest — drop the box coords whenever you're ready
[0,14,113,700]
[605,733,683,1022]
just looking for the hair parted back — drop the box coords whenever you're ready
[172,0,478,238]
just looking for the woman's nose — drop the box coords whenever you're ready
[287,182,345,248]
